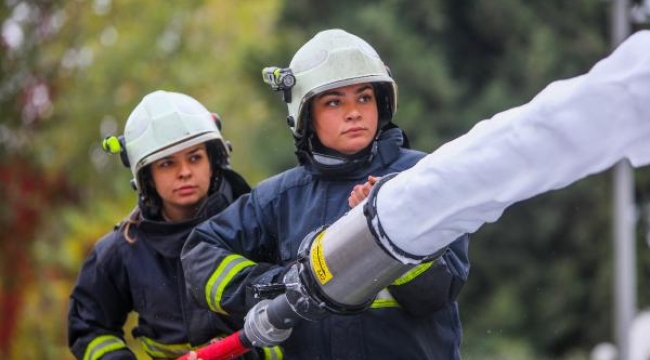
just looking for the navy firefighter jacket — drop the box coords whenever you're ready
[67,171,279,360]
[181,128,471,360]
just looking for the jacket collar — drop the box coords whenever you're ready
[136,180,235,258]
[304,127,405,179]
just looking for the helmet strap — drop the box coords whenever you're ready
[137,167,163,220]
[303,131,380,176]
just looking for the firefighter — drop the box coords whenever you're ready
[181,29,470,359]
[67,90,278,360]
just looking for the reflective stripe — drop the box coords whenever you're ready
[205,254,256,314]
[392,261,434,286]
[263,346,284,360]
[372,262,435,309]
[371,289,400,309]
[140,337,192,358]
[83,335,127,360]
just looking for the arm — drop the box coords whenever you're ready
[68,240,137,360]
[349,175,470,315]
[376,30,650,259]
[387,234,469,316]
[181,192,288,320]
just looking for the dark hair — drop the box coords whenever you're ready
[121,139,227,242]
[294,82,395,166]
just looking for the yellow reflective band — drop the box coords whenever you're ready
[206,254,256,314]
[371,298,400,308]
[392,261,434,286]
[371,288,400,309]
[263,346,284,360]
[140,337,192,358]
[83,335,127,360]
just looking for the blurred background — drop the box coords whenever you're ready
[1,0,650,359]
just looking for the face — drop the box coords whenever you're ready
[311,83,379,155]
[150,143,212,221]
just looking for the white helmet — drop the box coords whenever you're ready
[110,90,229,191]
[283,29,398,139]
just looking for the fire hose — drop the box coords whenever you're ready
[177,29,650,360]
[177,174,430,360]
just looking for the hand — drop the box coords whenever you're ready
[186,351,204,360]
[348,176,379,208]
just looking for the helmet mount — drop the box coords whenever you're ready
[263,29,398,173]
[263,67,296,103]
[271,29,397,138]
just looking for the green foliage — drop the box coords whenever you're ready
[2,0,282,359]
[262,1,650,359]
[2,0,650,359]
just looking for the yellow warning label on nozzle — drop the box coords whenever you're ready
[310,231,333,285]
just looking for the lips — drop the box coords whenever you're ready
[176,185,197,196]
[344,126,366,135]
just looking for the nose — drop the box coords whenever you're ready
[345,103,362,121]
[178,160,192,178]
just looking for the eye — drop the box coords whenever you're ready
[325,98,340,107]
[157,159,173,168]
[189,153,204,163]
[359,93,374,103]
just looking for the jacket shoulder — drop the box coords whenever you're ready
[389,148,427,170]
[252,166,311,208]
[90,224,133,268]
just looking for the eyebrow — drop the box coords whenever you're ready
[157,145,205,162]
[186,146,204,155]
[316,84,373,99]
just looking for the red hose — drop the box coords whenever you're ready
[176,330,251,360]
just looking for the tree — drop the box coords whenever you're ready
[2,0,283,358]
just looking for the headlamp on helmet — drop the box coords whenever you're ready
[102,90,230,192]
[263,29,398,140]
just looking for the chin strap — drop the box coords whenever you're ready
[300,132,380,176]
